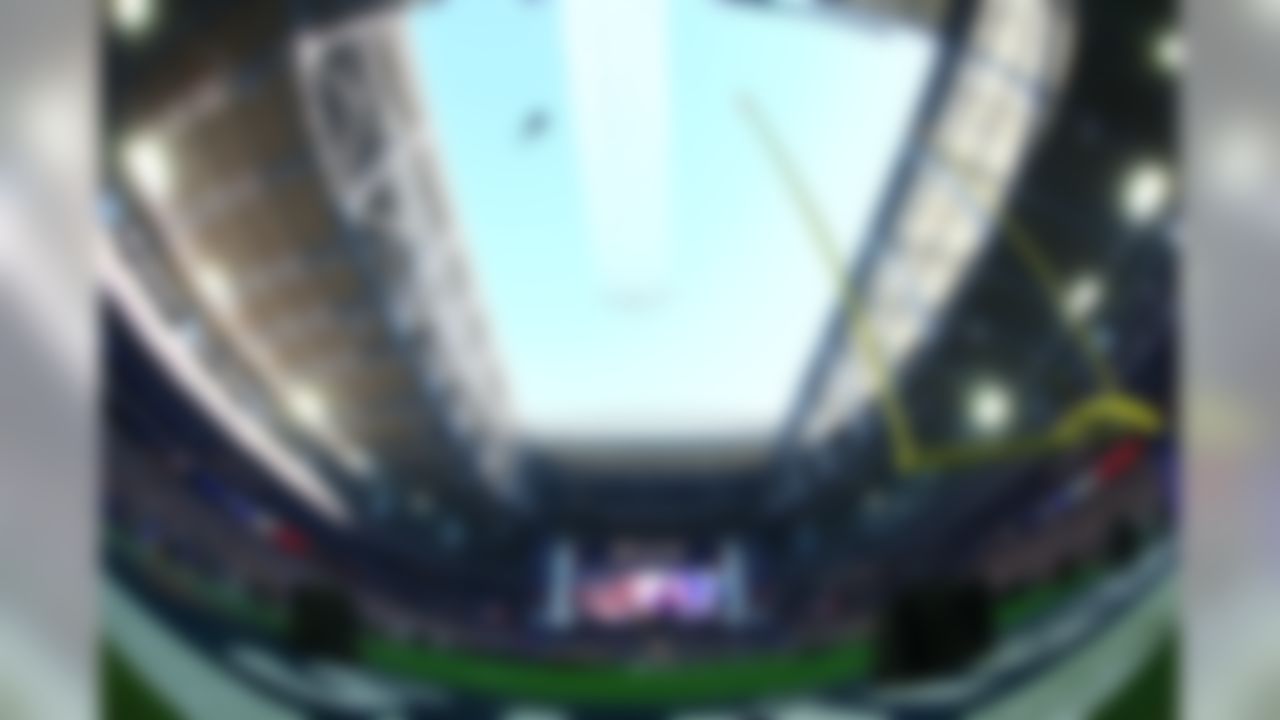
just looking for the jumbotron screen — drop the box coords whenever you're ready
[576,564,723,625]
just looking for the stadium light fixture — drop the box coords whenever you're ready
[286,386,328,429]
[1120,160,1173,226]
[1152,28,1183,76]
[968,379,1014,436]
[122,134,172,199]
[193,263,234,311]
[1063,273,1104,322]
[113,0,159,39]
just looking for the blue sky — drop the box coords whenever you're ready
[408,0,935,445]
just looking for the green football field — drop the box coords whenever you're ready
[104,634,1176,719]
[105,533,1174,716]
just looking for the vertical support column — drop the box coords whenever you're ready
[720,537,751,627]
[542,536,577,631]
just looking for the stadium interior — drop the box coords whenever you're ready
[100,0,1178,717]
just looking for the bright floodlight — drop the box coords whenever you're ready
[1063,273,1104,322]
[1152,28,1183,75]
[968,380,1013,436]
[286,386,328,428]
[1120,161,1173,226]
[193,264,233,310]
[123,134,172,198]
[113,0,158,39]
